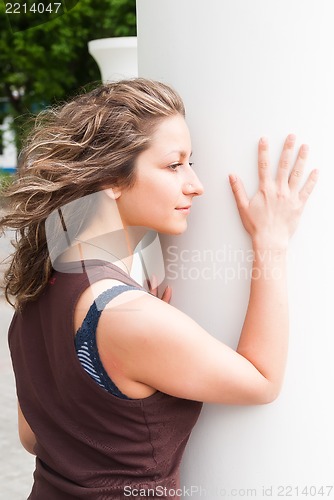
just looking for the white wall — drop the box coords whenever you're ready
[137,0,333,497]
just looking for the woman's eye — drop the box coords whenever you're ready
[168,163,182,171]
[168,162,194,171]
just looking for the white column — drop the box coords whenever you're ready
[137,0,333,497]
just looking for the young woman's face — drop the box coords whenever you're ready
[116,114,204,234]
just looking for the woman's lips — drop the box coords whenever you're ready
[175,206,191,213]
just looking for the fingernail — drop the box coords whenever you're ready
[229,174,237,183]
[288,134,296,141]
[260,137,267,144]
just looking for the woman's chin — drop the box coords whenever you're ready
[161,223,188,236]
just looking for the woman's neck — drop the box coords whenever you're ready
[58,226,148,276]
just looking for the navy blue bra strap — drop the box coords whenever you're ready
[78,285,142,334]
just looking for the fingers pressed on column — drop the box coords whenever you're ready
[288,144,309,190]
[276,134,296,187]
[258,137,270,186]
[161,286,172,303]
[299,169,319,204]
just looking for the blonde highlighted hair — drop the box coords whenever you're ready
[0,78,185,309]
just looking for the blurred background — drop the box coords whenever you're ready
[0,1,136,497]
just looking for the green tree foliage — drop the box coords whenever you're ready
[0,0,136,150]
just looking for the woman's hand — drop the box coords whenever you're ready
[147,274,172,303]
[229,134,319,249]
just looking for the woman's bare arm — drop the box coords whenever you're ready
[231,135,317,398]
[18,402,37,455]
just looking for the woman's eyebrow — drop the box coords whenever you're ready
[163,150,193,158]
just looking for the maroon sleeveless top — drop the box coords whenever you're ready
[8,260,203,499]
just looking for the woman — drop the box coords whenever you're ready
[0,78,318,499]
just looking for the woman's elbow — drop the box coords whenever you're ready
[18,430,37,455]
[18,402,37,455]
[258,382,282,405]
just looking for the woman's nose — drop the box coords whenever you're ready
[183,172,204,196]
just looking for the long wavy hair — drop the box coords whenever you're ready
[0,78,185,309]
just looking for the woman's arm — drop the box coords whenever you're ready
[231,135,317,399]
[18,401,37,455]
[76,135,318,405]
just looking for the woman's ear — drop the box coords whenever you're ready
[103,187,122,200]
